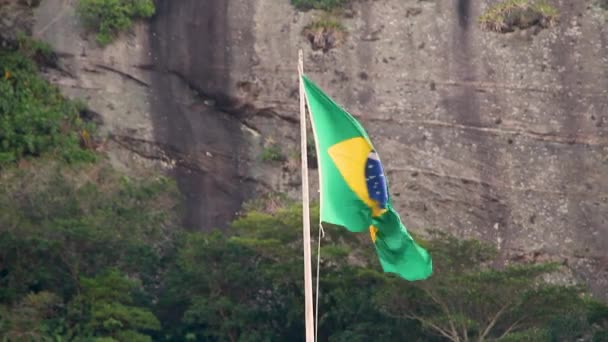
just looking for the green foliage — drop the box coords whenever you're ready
[0,31,171,341]
[588,298,608,341]
[588,298,608,326]
[153,204,606,341]
[0,291,62,340]
[76,0,155,46]
[304,17,345,32]
[0,47,95,165]
[596,330,608,342]
[497,328,549,341]
[70,270,160,340]
[0,160,181,340]
[0,160,181,301]
[15,32,57,66]
[478,0,558,33]
[155,204,424,341]
[422,230,497,272]
[291,0,348,11]
[0,188,605,340]
[241,192,292,213]
[547,313,590,341]
[303,13,346,51]
[261,143,285,162]
[374,232,590,341]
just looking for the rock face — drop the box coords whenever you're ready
[18,0,608,297]
[1,0,35,47]
[147,0,265,231]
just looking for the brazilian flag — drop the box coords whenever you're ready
[302,75,432,281]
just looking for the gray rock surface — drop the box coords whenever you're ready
[1,0,35,46]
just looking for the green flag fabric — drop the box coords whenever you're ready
[302,75,432,281]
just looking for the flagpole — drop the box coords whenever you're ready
[298,49,315,342]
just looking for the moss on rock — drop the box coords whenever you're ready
[479,0,558,33]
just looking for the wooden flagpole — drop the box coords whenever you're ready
[298,49,315,342]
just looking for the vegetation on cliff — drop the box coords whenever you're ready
[261,139,286,162]
[290,0,348,52]
[76,0,155,46]
[0,37,172,340]
[291,0,348,11]
[303,15,346,52]
[0,38,94,165]
[479,0,558,33]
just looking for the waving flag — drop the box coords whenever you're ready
[302,75,432,281]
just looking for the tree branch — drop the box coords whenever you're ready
[424,288,460,339]
[497,316,526,340]
[479,302,512,341]
[402,313,458,341]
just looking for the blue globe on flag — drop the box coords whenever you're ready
[365,151,388,209]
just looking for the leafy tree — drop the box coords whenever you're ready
[0,291,62,340]
[0,46,94,165]
[0,160,180,303]
[0,185,605,341]
[66,269,161,341]
[159,206,309,341]
[0,159,181,340]
[374,231,588,341]
[156,204,429,341]
[148,200,608,342]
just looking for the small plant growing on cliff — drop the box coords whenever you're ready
[478,0,558,33]
[303,15,346,52]
[77,0,155,46]
[291,0,348,11]
[15,33,56,67]
[261,144,285,162]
